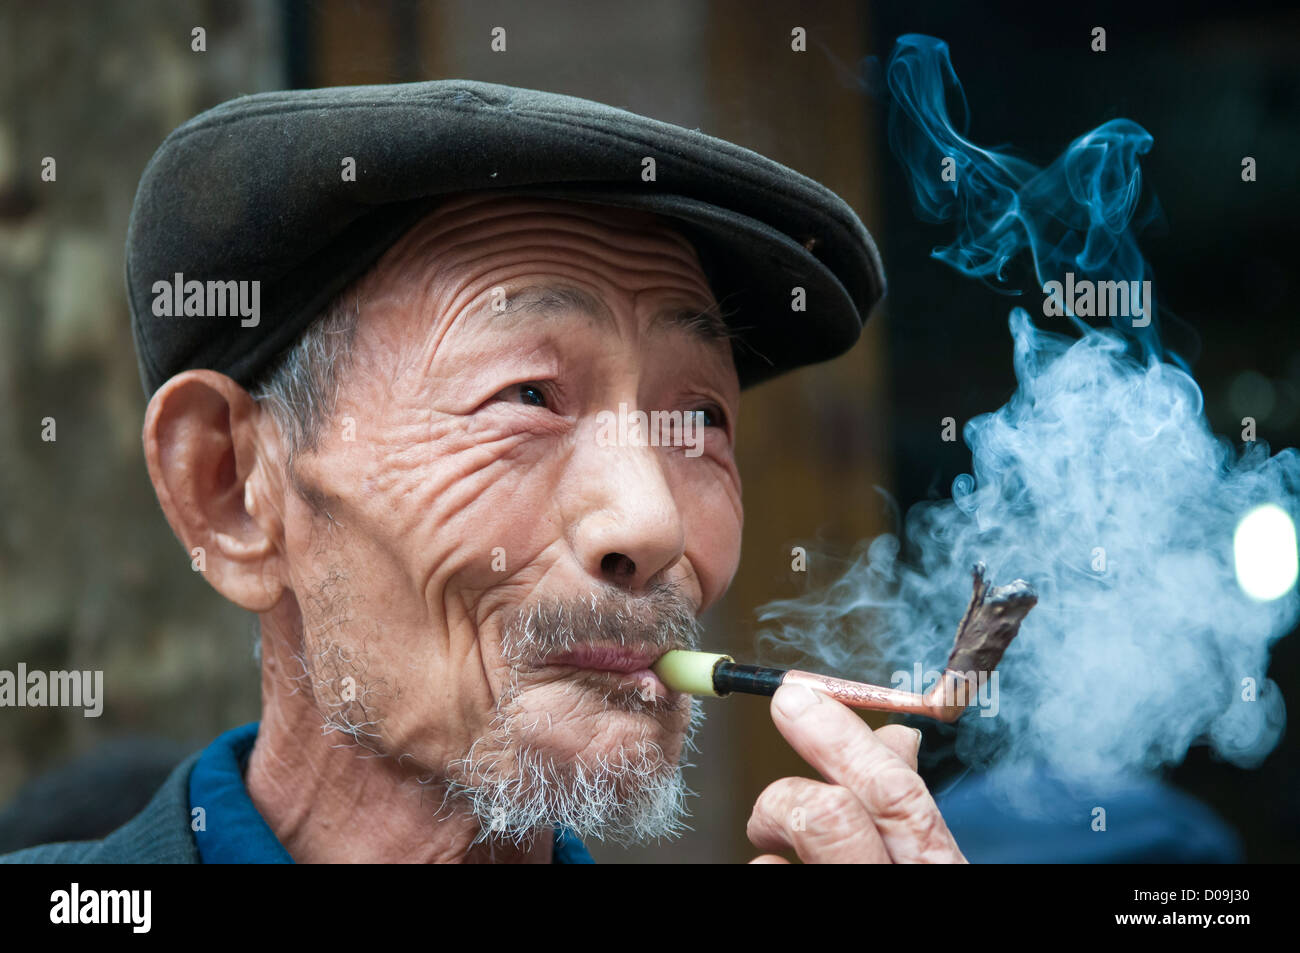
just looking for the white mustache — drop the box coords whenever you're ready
[500,583,701,668]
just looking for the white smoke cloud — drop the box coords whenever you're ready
[756,34,1299,801]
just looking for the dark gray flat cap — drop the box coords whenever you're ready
[126,80,885,395]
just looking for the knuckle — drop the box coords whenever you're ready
[908,804,948,852]
[813,784,862,819]
[749,777,805,825]
[908,809,960,862]
[754,776,802,810]
[803,786,868,840]
[865,763,931,819]
[861,766,959,861]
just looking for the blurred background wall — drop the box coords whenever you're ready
[0,0,1296,862]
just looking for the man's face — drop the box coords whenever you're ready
[276,192,743,842]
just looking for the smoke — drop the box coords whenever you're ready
[757,35,1299,795]
[883,35,1166,359]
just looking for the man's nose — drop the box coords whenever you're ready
[571,443,687,593]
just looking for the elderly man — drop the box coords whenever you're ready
[3,81,966,864]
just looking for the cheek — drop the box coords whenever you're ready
[673,462,743,607]
[324,402,571,598]
[284,404,574,695]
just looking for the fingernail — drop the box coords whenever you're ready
[911,727,923,754]
[774,683,820,718]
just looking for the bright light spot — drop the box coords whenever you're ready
[1234,504,1299,601]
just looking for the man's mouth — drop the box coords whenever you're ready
[544,645,671,698]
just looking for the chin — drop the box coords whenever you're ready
[519,673,692,760]
[442,676,702,845]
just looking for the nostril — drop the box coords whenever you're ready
[601,552,637,580]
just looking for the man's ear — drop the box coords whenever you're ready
[143,369,285,612]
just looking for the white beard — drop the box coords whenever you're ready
[439,684,704,848]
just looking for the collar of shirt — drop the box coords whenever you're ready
[188,721,594,864]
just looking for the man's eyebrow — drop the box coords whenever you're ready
[486,283,734,343]
[649,304,735,343]
[492,284,614,325]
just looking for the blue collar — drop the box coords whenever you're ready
[189,721,593,863]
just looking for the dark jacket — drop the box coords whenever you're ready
[0,752,202,863]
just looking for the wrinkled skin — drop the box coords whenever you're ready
[143,192,966,863]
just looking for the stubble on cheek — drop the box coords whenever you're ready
[289,563,397,754]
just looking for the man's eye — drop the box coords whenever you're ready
[694,405,727,429]
[499,383,548,408]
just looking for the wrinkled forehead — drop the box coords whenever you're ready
[354,190,718,308]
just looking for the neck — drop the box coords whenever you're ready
[243,609,552,864]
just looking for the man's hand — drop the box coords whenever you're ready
[747,683,967,863]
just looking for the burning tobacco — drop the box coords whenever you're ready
[653,563,1037,722]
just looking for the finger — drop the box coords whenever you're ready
[747,776,890,864]
[770,683,964,863]
[875,723,923,772]
[748,854,791,864]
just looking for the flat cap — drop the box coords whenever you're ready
[126,80,885,395]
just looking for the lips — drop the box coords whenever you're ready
[541,644,679,701]
[547,645,662,674]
